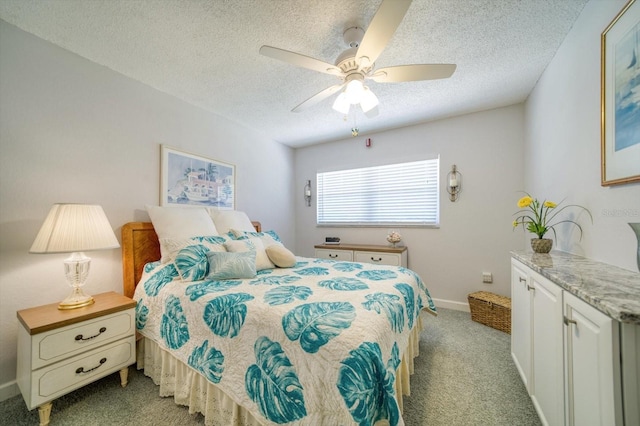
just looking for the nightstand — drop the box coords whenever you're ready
[16,292,136,426]
[314,243,408,267]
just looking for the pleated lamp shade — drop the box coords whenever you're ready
[30,204,120,254]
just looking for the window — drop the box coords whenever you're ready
[316,158,439,227]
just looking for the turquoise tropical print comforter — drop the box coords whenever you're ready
[134,257,436,426]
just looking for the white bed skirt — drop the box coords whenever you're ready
[137,315,423,426]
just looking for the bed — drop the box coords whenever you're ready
[122,215,436,426]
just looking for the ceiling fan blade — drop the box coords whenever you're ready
[356,0,412,69]
[259,46,342,76]
[292,83,346,112]
[369,64,457,83]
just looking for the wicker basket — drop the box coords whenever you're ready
[468,291,511,334]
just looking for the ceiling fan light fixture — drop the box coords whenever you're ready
[332,92,351,114]
[344,79,365,104]
[359,87,379,113]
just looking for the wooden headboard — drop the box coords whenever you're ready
[121,221,261,298]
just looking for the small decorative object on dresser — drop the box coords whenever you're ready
[512,193,592,253]
[16,292,136,426]
[386,231,402,247]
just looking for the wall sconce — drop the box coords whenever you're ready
[446,164,462,202]
[304,180,312,207]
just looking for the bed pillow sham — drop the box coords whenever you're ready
[147,205,219,262]
[174,244,212,281]
[265,244,296,268]
[206,250,257,280]
[225,238,275,270]
[208,209,255,234]
[229,229,282,243]
[162,235,228,264]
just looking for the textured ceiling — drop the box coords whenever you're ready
[0,0,589,148]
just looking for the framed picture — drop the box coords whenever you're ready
[160,145,235,209]
[601,0,640,186]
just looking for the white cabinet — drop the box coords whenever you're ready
[530,271,564,426]
[510,259,626,426]
[511,259,532,391]
[17,292,136,426]
[564,291,621,426]
[315,243,407,267]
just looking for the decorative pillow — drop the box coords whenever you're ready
[160,235,228,264]
[206,251,257,280]
[265,244,296,268]
[208,209,255,234]
[230,229,282,245]
[225,238,275,270]
[146,205,219,262]
[174,244,211,281]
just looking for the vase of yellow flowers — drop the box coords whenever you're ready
[513,194,592,253]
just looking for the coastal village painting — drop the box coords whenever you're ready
[161,145,235,209]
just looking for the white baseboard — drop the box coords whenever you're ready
[432,298,470,312]
[0,380,19,402]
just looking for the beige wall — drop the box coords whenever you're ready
[0,21,295,399]
[525,0,640,270]
[294,105,526,310]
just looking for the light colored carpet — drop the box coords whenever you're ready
[0,308,540,425]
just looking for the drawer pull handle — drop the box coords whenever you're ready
[329,254,338,258]
[75,327,107,341]
[526,285,535,291]
[519,277,526,283]
[76,357,107,374]
[563,316,577,327]
[371,257,382,262]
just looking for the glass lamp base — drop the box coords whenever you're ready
[59,253,95,310]
[58,288,94,310]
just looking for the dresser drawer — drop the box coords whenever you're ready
[315,248,353,261]
[354,251,402,266]
[32,309,135,369]
[26,336,135,409]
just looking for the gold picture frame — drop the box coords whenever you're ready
[601,0,640,186]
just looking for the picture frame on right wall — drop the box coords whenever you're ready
[601,0,640,186]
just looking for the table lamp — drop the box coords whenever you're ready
[30,204,120,310]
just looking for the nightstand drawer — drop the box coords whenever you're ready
[315,248,353,261]
[33,309,135,369]
[27,337,135,409]
[354,251,402,266]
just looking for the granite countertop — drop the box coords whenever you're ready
[511,250,640,324]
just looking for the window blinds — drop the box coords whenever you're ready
[316,158,439,226]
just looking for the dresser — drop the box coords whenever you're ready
[16,292,136,426]
[510,251,640,426]
[314,243,407,267]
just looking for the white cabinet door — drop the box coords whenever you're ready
[511,259,532,392]
[531,271,564,426]
[564,291,621,426]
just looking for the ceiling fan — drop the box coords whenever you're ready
[259,0,456,116]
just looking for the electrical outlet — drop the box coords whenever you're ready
[482,272,493,283]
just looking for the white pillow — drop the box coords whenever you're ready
[225,238,275,271]
[265,245,296,268]
[146,205,219,262]
[208,209,255,234]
